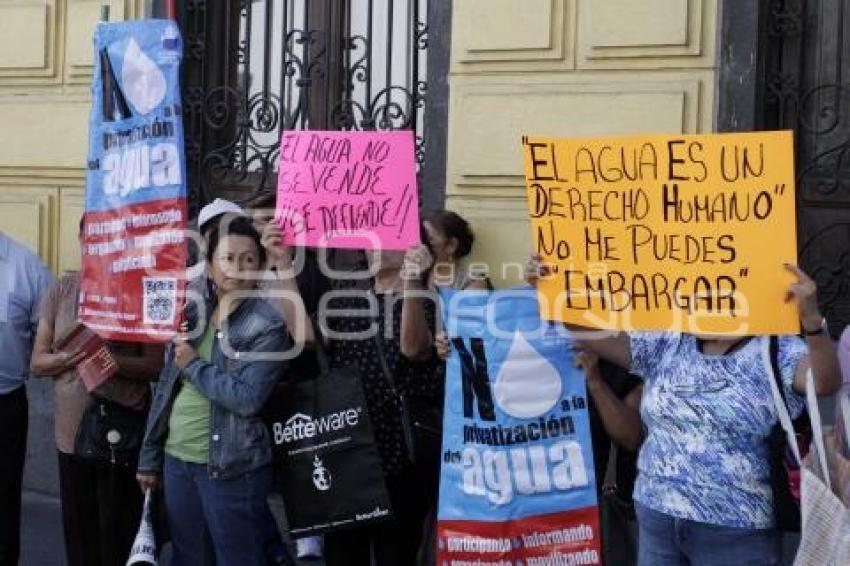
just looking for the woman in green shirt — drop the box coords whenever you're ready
[138,216,293,565]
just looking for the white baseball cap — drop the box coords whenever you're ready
[197,198,245,231]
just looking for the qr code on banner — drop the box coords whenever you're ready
[143,277,177,325]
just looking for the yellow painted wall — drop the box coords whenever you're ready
[2,0,720,283]
[0,0,142,274]
[447,0,719,286]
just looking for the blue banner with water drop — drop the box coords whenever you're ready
[81,20,187,343]
[437,287,601,565]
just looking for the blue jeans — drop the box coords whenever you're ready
[163,455,286,566]
[635,503,780,566]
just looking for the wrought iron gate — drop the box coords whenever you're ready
[761,0,850,335]
[175,0,428,214]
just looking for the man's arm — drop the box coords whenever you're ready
[29,253,54,336]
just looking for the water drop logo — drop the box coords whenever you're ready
[121,38,167,115]
[493,332,562,419]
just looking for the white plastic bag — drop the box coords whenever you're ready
[793,373,850,565]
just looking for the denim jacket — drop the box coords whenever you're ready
[138,294,289,479]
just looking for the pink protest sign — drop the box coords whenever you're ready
[275,130,420,249]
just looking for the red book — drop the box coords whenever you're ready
[54,321,118,392]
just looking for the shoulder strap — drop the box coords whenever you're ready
[841,393,850,455]
[805,367,830,488]
[372,325,399,394]
[762,336,801,465]
[309,315,330,375]
[602,441,619,495]
[366,291,401,394]
[769,335,787,404]
[764,335,829,486]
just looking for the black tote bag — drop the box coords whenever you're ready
[265,336,392,537]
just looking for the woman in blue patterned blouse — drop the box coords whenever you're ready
[529,258,840,566]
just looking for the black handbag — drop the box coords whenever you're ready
[599,441,638,566]
[372,332,442,466]
[74,397,148,469]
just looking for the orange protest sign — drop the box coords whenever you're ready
[523,131,799,335]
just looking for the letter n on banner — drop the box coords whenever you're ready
[437,287,602,565]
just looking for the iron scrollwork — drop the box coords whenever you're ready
[180,0,428,215]
[763,0,850,334]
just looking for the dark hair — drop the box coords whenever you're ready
[425,210,475,259]
[205,215,266,266]
[242,190,276,211]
